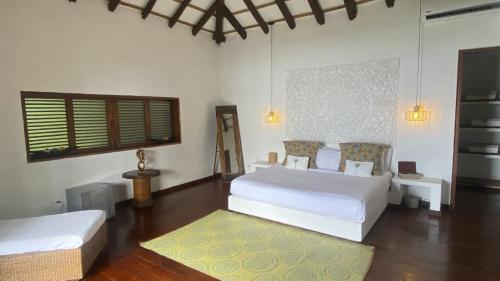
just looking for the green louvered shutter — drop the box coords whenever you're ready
[118,100,146,145]
[149,100,174,142]
[24,97,69,160]
[73,99,110,149]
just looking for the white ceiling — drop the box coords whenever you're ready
[122,0,368,33]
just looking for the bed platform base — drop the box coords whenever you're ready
[228,195,386,242]
[0,223,107,281]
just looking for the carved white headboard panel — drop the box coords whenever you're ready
[285,58,400,145]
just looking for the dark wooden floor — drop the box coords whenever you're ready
[84,180,500,281]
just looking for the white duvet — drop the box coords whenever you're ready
[0,210,106,255]
[230,166,392,223]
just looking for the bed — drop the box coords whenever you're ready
[0,210,107,281]
[229,166,391,242]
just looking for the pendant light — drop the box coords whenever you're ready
[265,23,279,124]
[406,0,428,122]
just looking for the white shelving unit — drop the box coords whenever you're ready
[458,99,500,188]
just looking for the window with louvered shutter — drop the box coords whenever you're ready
[24,97,70,160]
[150,100,173,142]
[21,92,181,162]
[118,100,146,145]
[73,99,109,149]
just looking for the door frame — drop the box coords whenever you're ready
[451,46,500,209]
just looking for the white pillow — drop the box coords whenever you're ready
[316,148,341,171]
[344,160,374,177]
[286,155,309,171]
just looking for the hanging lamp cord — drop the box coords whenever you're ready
[416,0,423,108]
[270,23,274,112]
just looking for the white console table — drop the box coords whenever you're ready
[390,176,444,213]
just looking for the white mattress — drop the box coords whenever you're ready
[0,210,106,255]
[230,167,392,223]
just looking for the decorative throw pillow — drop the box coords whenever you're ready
[344,160,374,177]
[283,141,321,169]
[285,155,310,171]
[339,143,385,175]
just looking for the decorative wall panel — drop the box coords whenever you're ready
[285,58,400,145]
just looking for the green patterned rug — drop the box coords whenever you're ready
[141,210,374,281]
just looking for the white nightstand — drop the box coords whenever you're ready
[390,176,444,213]
[250,161,282,172]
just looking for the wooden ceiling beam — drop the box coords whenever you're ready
[169,0,191,28]
[386,0,395,8]
[343,0,358,20]
[192,0,218,36]
[108,0,120,12]
[275,0,296,29]
[242,0,269,34]
[213,0,225,44]
[141,0,157,19]
[223,6,247,39]
[224,0,377,35]
[171,0,206,13]
[307,0,325,25]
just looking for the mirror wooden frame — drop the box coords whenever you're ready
[216,105,245,180]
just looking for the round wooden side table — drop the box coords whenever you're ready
[122,169,161,208]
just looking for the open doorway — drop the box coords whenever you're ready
[451,46,500,208]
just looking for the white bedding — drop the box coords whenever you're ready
[230,166,391,223]
[0,210,106,255]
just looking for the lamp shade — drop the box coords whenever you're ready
[405,105,427,122]
[265,110,279,124]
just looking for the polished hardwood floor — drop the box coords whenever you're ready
[84,180,500,281]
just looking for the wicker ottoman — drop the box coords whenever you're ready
[0,210,107,281]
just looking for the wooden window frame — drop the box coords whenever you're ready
[21,91,181,163]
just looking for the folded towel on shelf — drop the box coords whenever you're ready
[471,119,485,127]
[468,144,500,154]
[471,119,500,127]
[464,93,497,100]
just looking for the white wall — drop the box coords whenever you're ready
[0,0,220,218]
[219,0,500,204]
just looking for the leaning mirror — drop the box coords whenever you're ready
[215,106,245,181]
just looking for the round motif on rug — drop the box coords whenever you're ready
[238,227,266,241]
[280,252,305,266]
[270,236,299,251]
[220,275,245,281]
[186,223,210,233]
[307,245,340,263]
[351,256,370,275]
[243,253,279,273]
[284,266,321,281]
[210,219,237,232]
[179,233,212,247]
[211,260,240,275]
[340,245,363,257]
[325,264,351,280]
[245,241,268,252]
[151,238,177,249]
[180,248,206,261]
[299,234,322,246]
[208,243,242,259]
[184,260,209,272]
[214,232,237,242]
[266,225,287,235]
[252,274,282,281]
[239,218,258,227]
[157,248,177,259]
